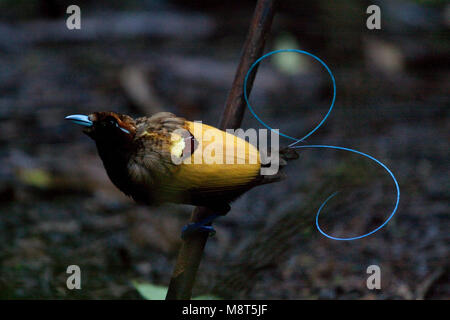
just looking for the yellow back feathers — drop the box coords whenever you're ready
[168,121,261,191]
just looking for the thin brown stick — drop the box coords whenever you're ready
[166,0,278,300]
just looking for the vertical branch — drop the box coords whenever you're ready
[219,0,278,130]
[166,0,278,300]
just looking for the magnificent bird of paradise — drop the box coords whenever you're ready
[66,111,298,237]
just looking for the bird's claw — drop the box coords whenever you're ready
[181,223,216,239]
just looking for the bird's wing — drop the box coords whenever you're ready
[129,112,188,184]
[166,121,262,192]
[129,114,262,195]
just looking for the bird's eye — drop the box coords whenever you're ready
[103,116,117,127]
[101,116,129,134]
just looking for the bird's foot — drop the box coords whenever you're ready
[181,213,220,240]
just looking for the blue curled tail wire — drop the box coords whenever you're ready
[244,49,336,143]
[289,145,400,241]
[243,49,401,240]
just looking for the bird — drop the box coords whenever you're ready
[65,111,298,237]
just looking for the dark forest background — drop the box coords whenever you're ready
[0,0,448,299]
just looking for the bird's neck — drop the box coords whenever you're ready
[95,141,134,195]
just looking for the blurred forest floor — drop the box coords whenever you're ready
[0,0,448,299]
